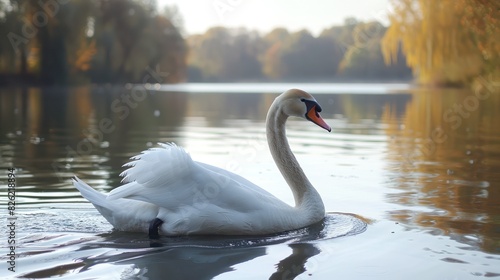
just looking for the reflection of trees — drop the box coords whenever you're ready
[323,94,411,123]
[0,87,188,189]
[384,88,500,253]
[81,87,189,184]
[182,93,413,129]
[186,93,266,126]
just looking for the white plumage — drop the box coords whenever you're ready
[73,89,331,236]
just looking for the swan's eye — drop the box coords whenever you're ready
[301,99,322,114]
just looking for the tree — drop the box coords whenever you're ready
[0,0,187,85]
[339,21,412,80]
[91,0,152,82]
[382,0,499,86]
[458,0,500,85]
[261,28,290,79]
[186,21,413,82]
[320,17,359,55]
[0,0,33,82]
[279,30,341,80]
[187,27,263,81]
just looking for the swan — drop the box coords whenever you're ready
[72,89,331,238]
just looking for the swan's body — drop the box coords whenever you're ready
[73,89,331,236]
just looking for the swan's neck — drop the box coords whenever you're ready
[266,100,325,217]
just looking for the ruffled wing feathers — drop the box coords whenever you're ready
[119,143,193,186]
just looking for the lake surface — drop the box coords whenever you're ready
[1,83,499,279]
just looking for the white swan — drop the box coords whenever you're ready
[73,89,331,237]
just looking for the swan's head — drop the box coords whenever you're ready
[279,89,331,132]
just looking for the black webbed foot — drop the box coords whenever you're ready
[148,218,164,239]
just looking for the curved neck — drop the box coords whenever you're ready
[265,99,325,214]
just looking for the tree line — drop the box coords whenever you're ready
[1,0,496,87]
[187,19,412,82]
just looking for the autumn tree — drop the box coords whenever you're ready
[261,28,290,79]
[0,0,90,84]
[458,0,500,86]
[23,0,94,84]
[382,0,499,86]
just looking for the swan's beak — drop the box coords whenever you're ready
[306,106,331,132]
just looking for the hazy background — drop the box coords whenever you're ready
[0,0,498,86]
[157,0,392,35]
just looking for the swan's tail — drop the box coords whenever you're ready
[72,176,108,208]
[72,176,118,223]
[72,176,160,233]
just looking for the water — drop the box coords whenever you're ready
[1,83,499,279]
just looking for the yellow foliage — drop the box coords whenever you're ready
[382,0,499,86]
[262,42,283,79]
[27,46,40,72]
[73,40,97,72]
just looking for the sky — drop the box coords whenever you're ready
[157,0,393,36]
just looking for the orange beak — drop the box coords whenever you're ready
[307,105,331,132]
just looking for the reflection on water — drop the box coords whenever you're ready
[20,235,268,280]
[1,83,500,279]
[383,88,500,254]
[269,243,320,280]
[13,206,364,279]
